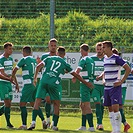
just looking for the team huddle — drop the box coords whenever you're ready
[0,39,132,133]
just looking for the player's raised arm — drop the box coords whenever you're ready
[71,71,94,89]
[72,68,81,83]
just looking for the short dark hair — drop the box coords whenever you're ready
[80,44,89,52]
[23,46,32,54]
[49,38,58,43]
[112,48,121,56]
[57,46,65,54]
[4,42,13,49]
[96,42,103,47]
[102,41,113,50]
[112,48,119,55]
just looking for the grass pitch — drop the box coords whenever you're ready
[0,112,132,133]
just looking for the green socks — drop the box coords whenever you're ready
[20,106,27,125]
[45,103,51,118]
[32,109,38,121]
[101,104,104,120]
[82,115,86,127]
[53,114,59,126]
[86,113,94,127]
[38,107,44,121]
[95,104,102,124]
[4,107,11,125]
[119,108,126,124]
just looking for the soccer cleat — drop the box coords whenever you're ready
[88,127,95,132]
[97,124,104,130]
[27,123,35,130]
[52,126,58,131]
[18,125,27,130]
[7,123,14,129]
[124,123,130,132]
[46,121,51,128]
[77,126,86,130]
[42,121,47,129]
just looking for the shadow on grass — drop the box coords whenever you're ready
[0,128,112,133]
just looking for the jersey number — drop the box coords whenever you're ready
[50,60,61,73]
[91,63,94,75]
[31,63,36,74]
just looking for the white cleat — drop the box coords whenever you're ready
[27,123,35,130]
[52,126,58,131]
[77,126,86,131]
[88,127,95,132]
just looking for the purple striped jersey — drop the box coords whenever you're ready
[104,54,126,90]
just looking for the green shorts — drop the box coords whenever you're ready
[122,87,126,105]
[20,84,36,102]
[91,84,104,103]
[0,81,12,100]
[36,81,61,101]
[80,83,91,102]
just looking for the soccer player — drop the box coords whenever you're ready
[112,48,131,132]
[11,46,46,130]
[72,44,95,132]
[40,38,58,127]
[28,46,93,131]
[99,41,131,133]
[91,42,104,130]
[0,42,19,128]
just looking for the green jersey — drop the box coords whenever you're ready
[16,56,36,85]
[0,54,13,82]
[78,56,95,81]
[91,54,104,85]
[41,56,73,85]
[41,53,50,60]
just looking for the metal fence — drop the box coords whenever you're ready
[0,0,133,52]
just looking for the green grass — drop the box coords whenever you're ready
[0,112,132,133]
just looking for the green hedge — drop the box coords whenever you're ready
[0,0,133,19]
[0,11,133,52]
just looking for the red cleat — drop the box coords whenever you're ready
[124,123,130,132]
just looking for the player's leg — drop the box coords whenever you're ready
[91,85,104,130]
[28,82,46,130]
[19,84,36,129]
[19,102,27,129]
[4,99,13,128]
[77,83,87,130]
[85,102,95,132]
[28,98,42,130]
[119,87,130,132]
[77,102,87,130]
[104,89,115,132]
[48,84,61,131]
[52,100,60,131]
[1,82,14,128]
[32,85,46,128]
[45,95,51,127]
[111,86,122,133]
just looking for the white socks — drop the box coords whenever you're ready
[114,111,121,132]
[109,112,115,132]
[109,111,121,132]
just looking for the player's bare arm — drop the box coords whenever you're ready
[71,72,94,89]
[72,68,81,83]
[114,63,131,87]
[33,62,44,86]
[11,67,20,92]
